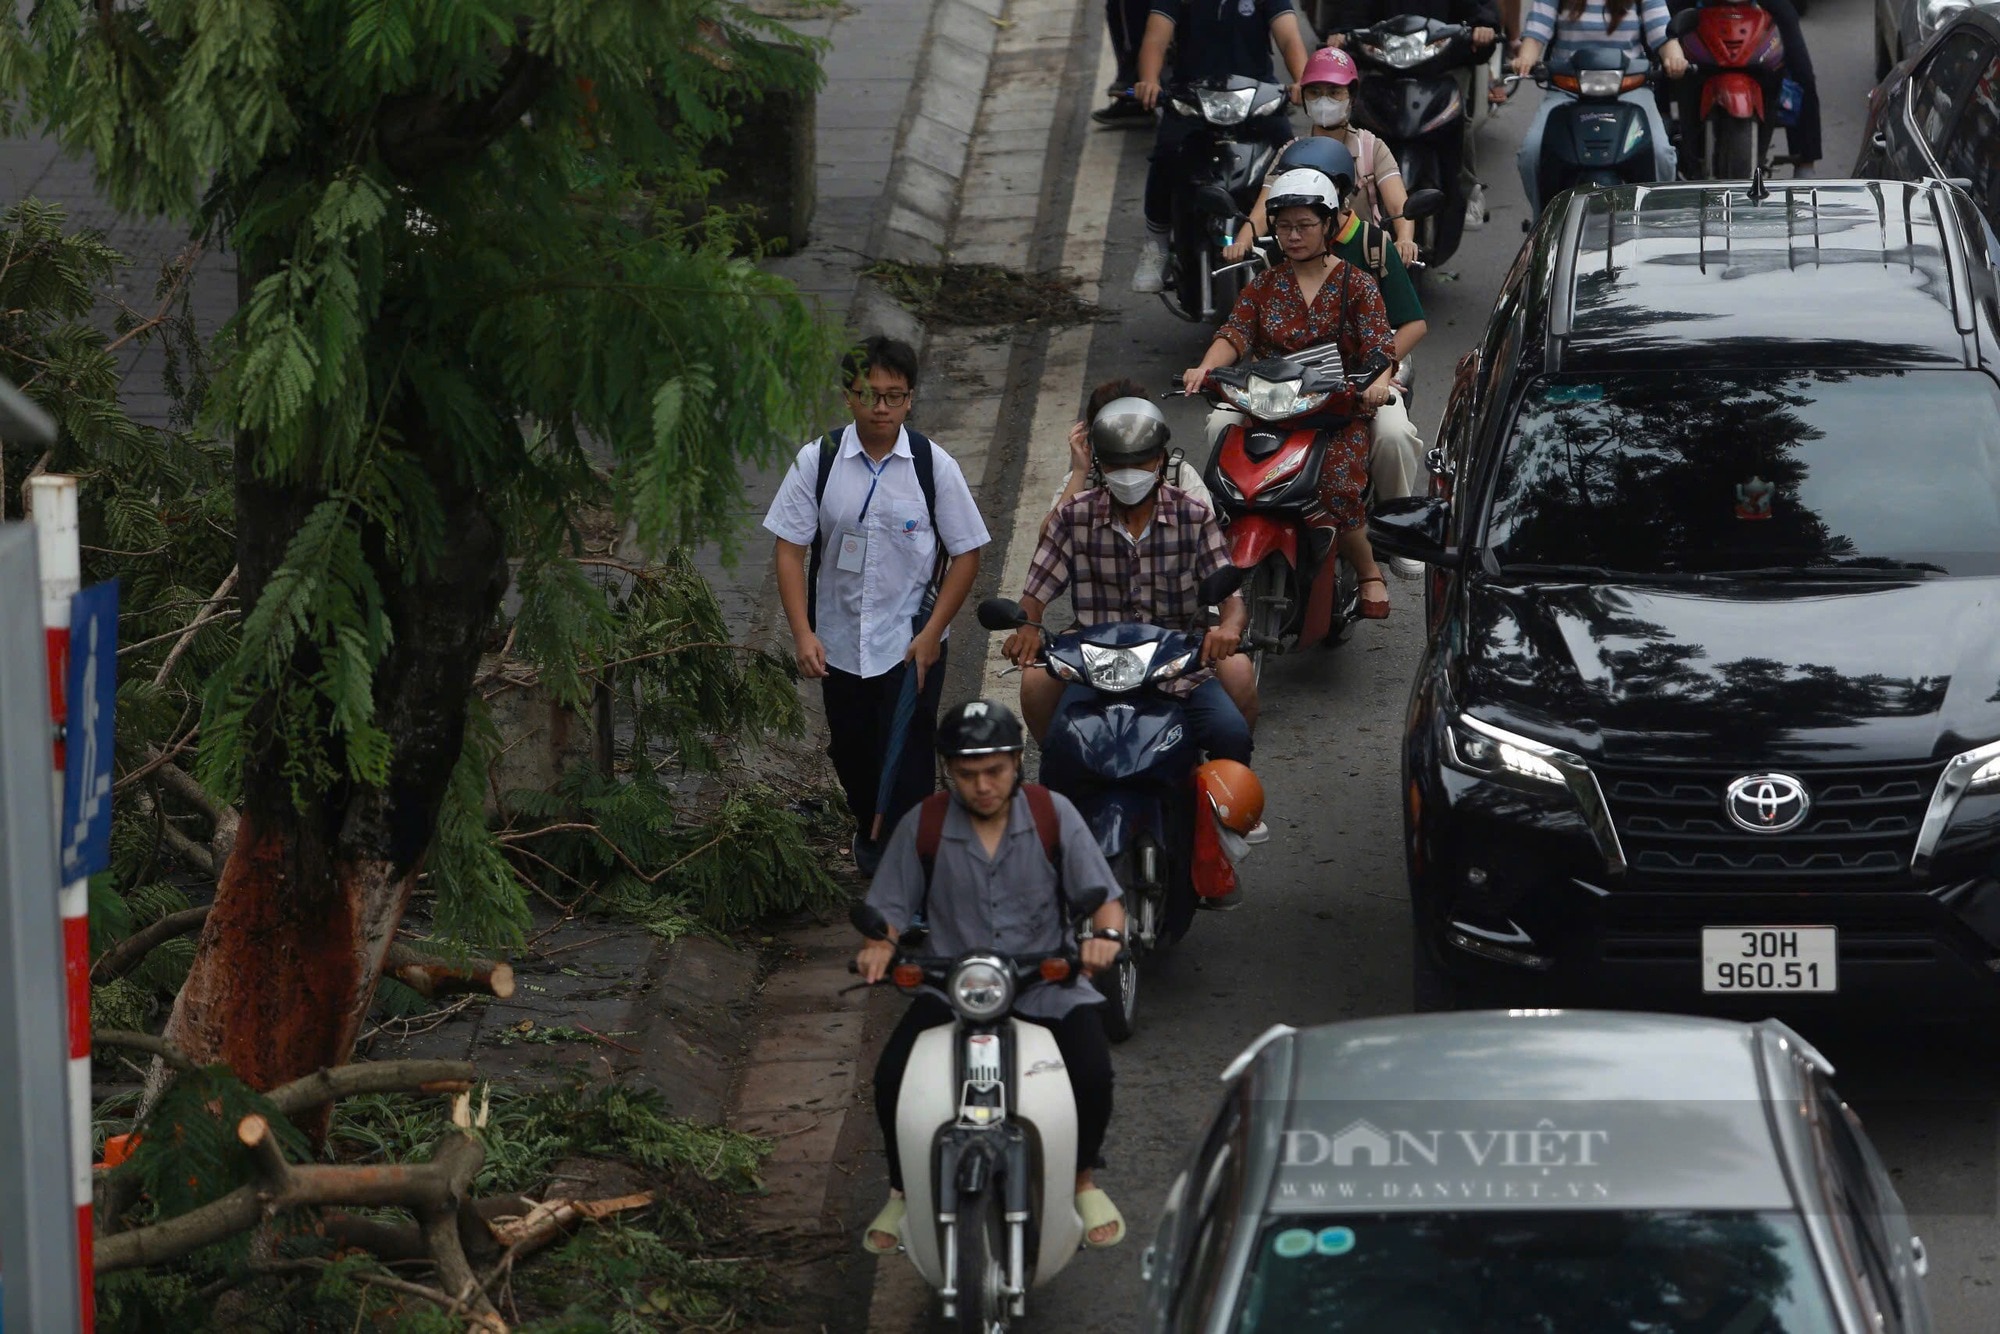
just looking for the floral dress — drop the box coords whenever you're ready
[1218,260,1396,531]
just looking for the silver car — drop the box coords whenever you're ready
[1141,1011,1934,1333]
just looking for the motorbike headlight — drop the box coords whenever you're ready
[1576,68,1622,98]
[948,957,1014,1021]
[1150,650,1194,681]
[1445,715,1567,789]
[1918,0,1970,42]
[1382,33,1430,68]
[1227,375,1329,422]
[1197,87,1256,125]
[1081,642,1154,691]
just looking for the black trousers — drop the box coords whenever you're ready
[875,995,1115,1191]
[1106,0,1152,88]
[822,646,946,848]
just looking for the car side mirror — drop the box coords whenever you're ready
[851,902,891,940]
[1198,565,1246,605]
[978,597,1029,630]
[1069,886,1108,919]
[1666,7,1698,37]
[1396,188,1447,222]
[1368,496,1458,566]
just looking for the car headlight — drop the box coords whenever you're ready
[1918,0,1970,42]
[1224,375,1330,421]
[948,957,1014,1021]
[1150,650,1194,681]
[1197,87,1256,125]
[1577,68,1621,98]
[1446,716,1567,788]
[1081,642,1153,691]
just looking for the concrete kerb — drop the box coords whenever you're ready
[870,0,1001,267]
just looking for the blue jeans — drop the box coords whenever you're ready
[1516,85,1677,218]
[1054,677,1253,764]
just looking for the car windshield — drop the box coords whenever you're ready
[1483,370,2000,577]
[1231,1210,1839,1333]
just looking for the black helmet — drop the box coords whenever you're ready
[1275,137,1358,202]
[937,699,1025,758]
[1089,396,1171,467]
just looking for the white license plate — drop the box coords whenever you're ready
[1702,927,1838,993]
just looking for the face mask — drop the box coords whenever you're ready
[1307,96,1350,128]
[1105,467,1161,505]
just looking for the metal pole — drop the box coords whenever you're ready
[28,476,91,1331]
[0,520,85,1333]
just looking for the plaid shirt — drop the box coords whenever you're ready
[1021,484,1231,694]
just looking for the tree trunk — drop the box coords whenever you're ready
[155,395,509,1123]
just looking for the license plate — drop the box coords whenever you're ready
[1702,927,1837,993]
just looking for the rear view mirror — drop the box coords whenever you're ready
[978,597,1028,630]
[851,903,891,940]
[1397,189,1447,222]
[1199,565,1246,605]
[1196,183,1239,221]
[1368,496,1458,567]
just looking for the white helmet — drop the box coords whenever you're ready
[1266,168,1343,218]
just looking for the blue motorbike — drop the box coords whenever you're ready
[979,567,1258,1041]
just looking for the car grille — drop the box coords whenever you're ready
[1593,761,1942,888]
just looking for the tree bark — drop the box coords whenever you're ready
[154,379,510,1125]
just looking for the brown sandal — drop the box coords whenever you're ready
[1357,575,1391,620]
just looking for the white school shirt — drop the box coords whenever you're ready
[763,424,990,680]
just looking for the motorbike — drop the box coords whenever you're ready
[1340,15,1492,267]
[977,567,1262,1042]
[1668,1,1786,179]
[1507,46,1667,221]
[850,891,1111,1332]
[1195,344,1395,682]
[1159,74,1290,323]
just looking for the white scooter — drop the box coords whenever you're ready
[852,891,1111,1331]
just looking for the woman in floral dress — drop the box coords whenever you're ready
[1180,166,1399,618]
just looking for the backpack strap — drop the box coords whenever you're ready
[905,429,946,594]
[915,786,1067,922]
[1021,783,1068,918]
[804,428,842,632]
[914,791,952,918]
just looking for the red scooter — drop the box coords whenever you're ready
[1196,345,1391,682]
[1669,1,1786,179]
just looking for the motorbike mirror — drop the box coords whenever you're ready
[1368,496,1459,568]
[1069,885,1109,919]
[1198,564,1247,605]
[977,597,1029,631]
[1666,7,1699,37]
[1397,189,1447,222]
[851,902,891,940]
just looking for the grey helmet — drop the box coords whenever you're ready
[1089,396,1171,467]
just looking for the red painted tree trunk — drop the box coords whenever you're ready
[157,409,509,1120]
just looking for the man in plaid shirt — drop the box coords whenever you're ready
[1002,397,1257,768]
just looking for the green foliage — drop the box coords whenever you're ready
[521,1219,772,1330]
[104,1059,311,1229]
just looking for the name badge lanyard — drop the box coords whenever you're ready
[836,453,893,574]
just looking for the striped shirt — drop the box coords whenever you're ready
[1523,0,1669,69]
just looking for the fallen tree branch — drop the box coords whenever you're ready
[486,1191,656,1263]
[93,1028,200,1077]
[152,565,239,687]
[385,942,515,1001]
[265,1060,476,1119]
[92,906,213,984]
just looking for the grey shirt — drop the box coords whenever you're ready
[866,788,1122,1020]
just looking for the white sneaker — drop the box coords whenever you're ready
[1390,556,1425,580]
[1131,236,1168,293]
[1245,820,1270,846]
[1464,184,1487,231]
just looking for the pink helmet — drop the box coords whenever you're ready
[1302,46,1359,87]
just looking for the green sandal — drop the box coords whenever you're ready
[1076,1187,1126,1249]
[862,1196,906,1255]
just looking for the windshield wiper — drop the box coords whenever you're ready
[1711,560,1944,581]
[1489,561,1714,585]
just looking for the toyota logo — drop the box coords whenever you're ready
[1724,774,1811,834]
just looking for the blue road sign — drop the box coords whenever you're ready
[60,580,117,882]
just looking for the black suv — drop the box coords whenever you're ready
[1373,179,2000,1014]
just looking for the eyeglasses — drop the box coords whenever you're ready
[846,386,913,408]
[1273,220,1325,237]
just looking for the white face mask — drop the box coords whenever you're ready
[1307,96,1350,128]
[1104,467,1161,505]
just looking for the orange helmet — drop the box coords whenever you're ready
[1196,759,1264,834]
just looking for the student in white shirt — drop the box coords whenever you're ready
[764,337,992,873]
